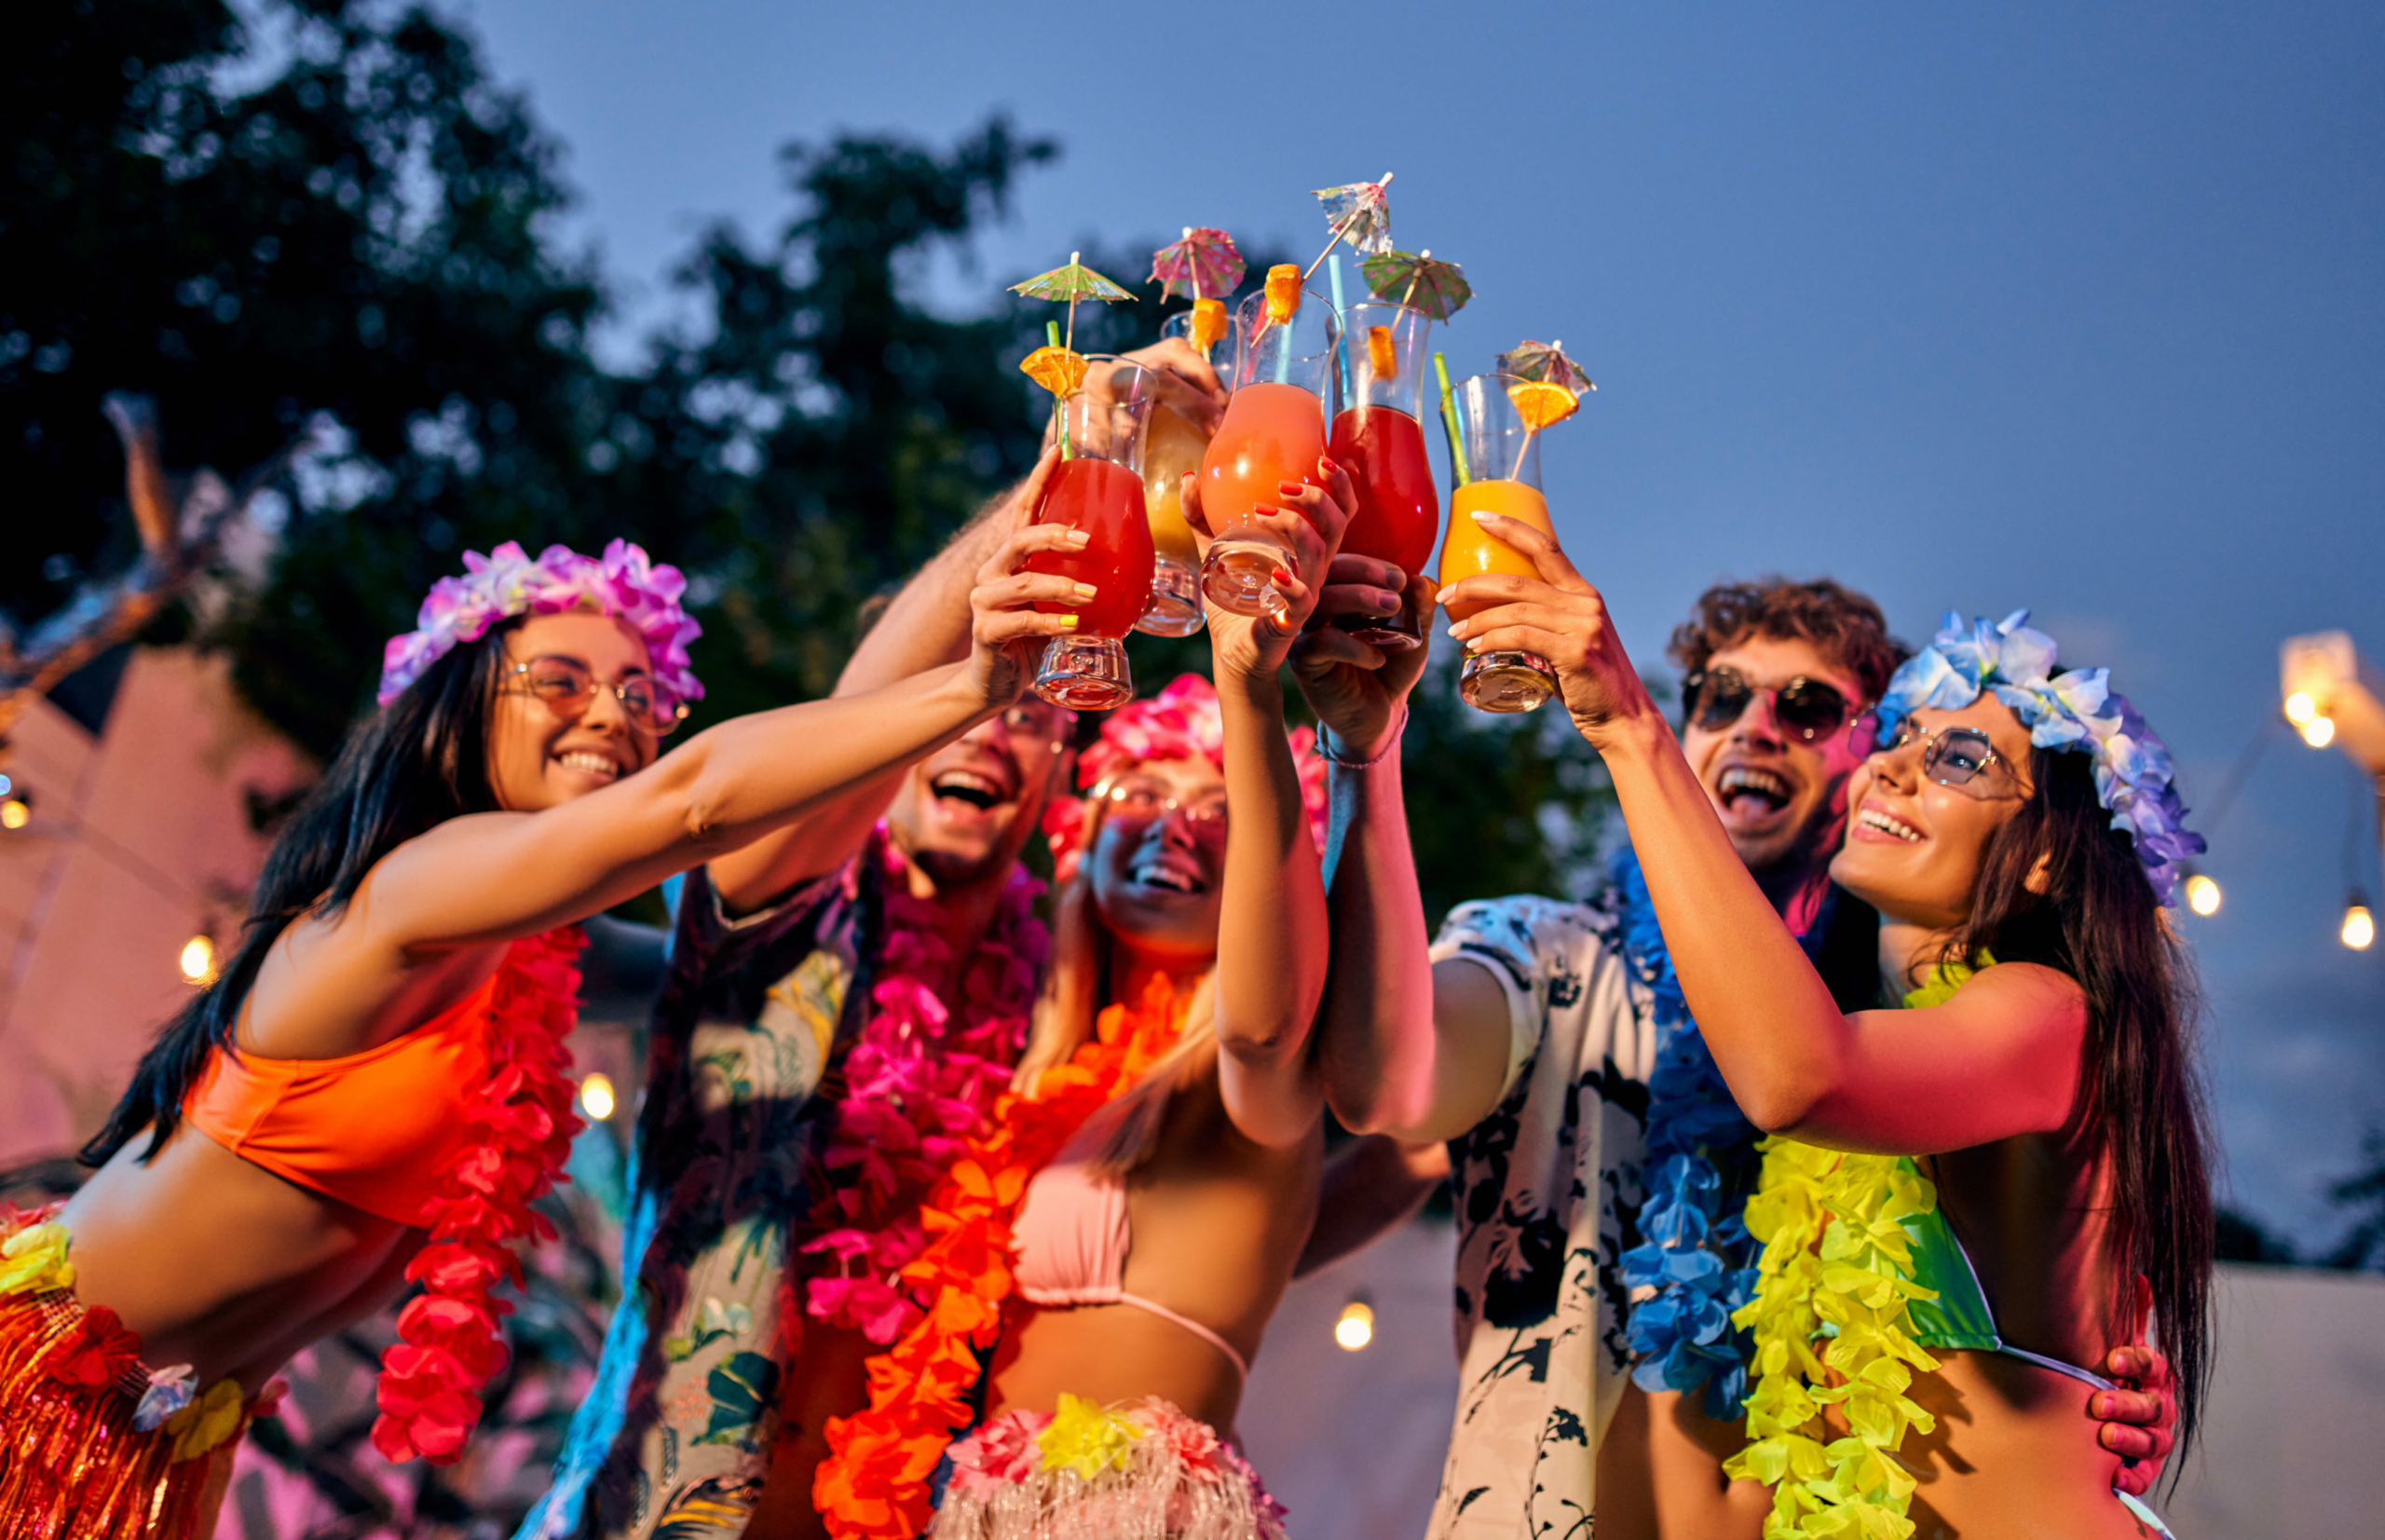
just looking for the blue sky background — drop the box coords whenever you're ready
[447,0,2384,1247]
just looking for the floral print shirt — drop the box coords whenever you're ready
[522,857,877,1539]
[1424,893,1659,1540]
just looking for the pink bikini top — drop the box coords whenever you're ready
[1011,1152,1251,1381]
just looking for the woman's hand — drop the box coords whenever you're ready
[963,448,1087,708]
[1289,561,1438,760]
[1438,511,1661,748]
[1196,455,1357,683]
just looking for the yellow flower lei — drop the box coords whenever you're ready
[1722,961,1983,1540]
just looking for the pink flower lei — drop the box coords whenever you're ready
[1041,674,1330,883]
[799,828,1051,1345]
[370,927,587,1465]
[376,539,704,715]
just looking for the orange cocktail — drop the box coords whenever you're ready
[1438,374,1560,713]
[1198,268,1332,618]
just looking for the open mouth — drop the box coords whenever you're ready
[931,768,1015,811]
[1715,764,1792,816]
[556,750,621,783]
[1856,805,1924,843]
[1128,851,1209,896]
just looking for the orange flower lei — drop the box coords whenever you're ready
[813,969,1197,1540]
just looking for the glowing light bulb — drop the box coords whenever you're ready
[1334,1299,1375,1352]
[0,798,27,831]
[2284,691,2317,726]
[579,1071,618,1122]
[2301,716,2336,749]
[2184,874,2221,917]
[179,934,217,984]
[2344,903,2376,951]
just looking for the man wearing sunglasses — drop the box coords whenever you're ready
[1292,570,2177,1540]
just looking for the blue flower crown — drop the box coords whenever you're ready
[1874,610,2204,905]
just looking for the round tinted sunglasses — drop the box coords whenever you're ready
[1683,667,1859,743]
[504,655,688,736]
[1857,716,2026,798]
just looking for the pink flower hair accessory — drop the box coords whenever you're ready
[1043,675,1329,883]
[376,539,704,715]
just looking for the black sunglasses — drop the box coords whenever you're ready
[1682,667,1859,743]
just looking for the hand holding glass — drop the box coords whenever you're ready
[1026,357,1157,709]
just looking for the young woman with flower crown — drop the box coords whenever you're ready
[804,463,1362,1540]
[1438,512,2212,1539]
[0,511,1086,1539]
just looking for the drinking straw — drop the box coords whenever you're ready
[1047,320,1070,459]
[1327,253,1354,402]
[1434,350,1470,485]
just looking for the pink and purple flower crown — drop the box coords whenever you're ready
[376,539,703,715]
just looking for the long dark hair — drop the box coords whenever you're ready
[1950,745,2215,1456]
[80,621,519,1167]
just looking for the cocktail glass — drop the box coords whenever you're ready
[1196,279,1334,619]
[1029,357,1158,709]
[1135,306,1242,637]
[1326,301,1439,650]
[1439,373,1560,713]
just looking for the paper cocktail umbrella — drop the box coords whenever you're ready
[1011,251,1136,359]
[1151,226,1246,304]
[1496,338,1594,466]
[1305,172,1395,279]
[1362,249,1473,322]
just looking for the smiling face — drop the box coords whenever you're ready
[1085,755,1227,968]
[1679,634,1874,882]
[1829,694,2037,932]
[486,611,661,811]
[885,701,1073,889]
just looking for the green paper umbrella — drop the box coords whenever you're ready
[1011,251,1136,354]
[1362,249,1473,322]
[1497,338,1595,394]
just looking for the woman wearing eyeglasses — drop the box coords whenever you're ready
[1441,515,2211,1540]
[2,511,1085,1538]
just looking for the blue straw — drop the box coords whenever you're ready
[1327,253,1354,402]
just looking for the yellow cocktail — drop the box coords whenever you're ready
[1438,374,1563,712]
[1136,402,1207,636]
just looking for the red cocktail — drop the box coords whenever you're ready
[1325,301,1439,651]
[1027,358,1158,708]
[1198,268,1333,618]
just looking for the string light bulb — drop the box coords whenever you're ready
[579,1071,618,1122]
[2301,715,2337,749]
[2284,691,2318,726]
[2184,873,2222,917]
[1334,1298,1375,1352]
[2344,898,2376,952]
[179,934,218,985]
[0,797,28,831]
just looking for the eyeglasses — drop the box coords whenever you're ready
[1097,773,1228,833]
[994,702,1073,749]
[1861,716,2026,798]
[1683,667,1859,743]
[503,656,687,736]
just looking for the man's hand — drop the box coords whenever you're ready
[2095,1343,2176,1495]
[1047,337,1227,459]
[1438,511,1660,747]
[1198,456,1356,683]
[1289,559,1437,760]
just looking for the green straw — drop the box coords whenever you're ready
[1046,320,1070,460]
[1434,350,1470,485]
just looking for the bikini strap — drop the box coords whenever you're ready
[1114,1291,1251,1382]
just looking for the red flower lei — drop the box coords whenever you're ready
[813,969,1197,1540]
[797,833,1048,1348]
[371,926,586,1465]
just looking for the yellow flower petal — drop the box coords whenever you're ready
[166,1379,245,1463]
[0,1221,74,1296]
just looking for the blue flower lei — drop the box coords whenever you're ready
[1614,845,1764,1417]
[1877,610,2204,905]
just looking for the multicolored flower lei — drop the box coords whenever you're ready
[798,832,1050,1346]
[371,927,587,1465]
[376,538,703,714]
[1876,610,2202,905]
[813,970,1198,1540]
[1722,963,1981,1540]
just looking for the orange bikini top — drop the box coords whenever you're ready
[184,959,511,1226]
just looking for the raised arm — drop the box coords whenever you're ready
[353,518,1081,956]
[1442,513,2086,1155]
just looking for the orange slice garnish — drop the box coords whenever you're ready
[1020,345,1088,398]
[1367,325,1397,381]
[1263,264,1302,324]
[1506,379,1579,430]
[1190,298,1228,355]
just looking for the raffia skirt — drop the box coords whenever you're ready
[932,1395,1289,1540]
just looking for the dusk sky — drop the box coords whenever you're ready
[447,0,2384,1245]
